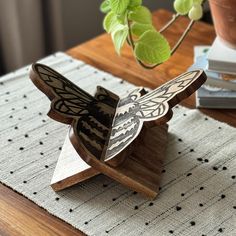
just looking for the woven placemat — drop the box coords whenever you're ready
[0,52,235,236]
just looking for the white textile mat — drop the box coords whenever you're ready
[0,52,235,236]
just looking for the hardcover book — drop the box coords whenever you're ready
[207,37,236,75]
[190,46,236,109]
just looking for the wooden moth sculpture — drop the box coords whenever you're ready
[30,63,206,198]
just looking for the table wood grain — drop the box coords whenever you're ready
[1,9,235,236]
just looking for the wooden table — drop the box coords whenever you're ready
[1,9,235,236]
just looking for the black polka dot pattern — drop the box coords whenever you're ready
[176,206,182,211]
[1,53,235,236]
[190,221,196,226]
[221,194,226,199]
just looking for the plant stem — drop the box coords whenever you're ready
[159,13,180,33]
[126,14,195,70]
[171,19,194,55]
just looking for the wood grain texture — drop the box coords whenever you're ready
[1,9,235,236]
[29,64,206,163]
[52,123,169,198]
[0,184,85,236]
[51,133,100,191]
[29,62,206,198]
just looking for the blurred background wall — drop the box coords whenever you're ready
[0,0,209,75]
[60,0,174,49]
[0,0,176,75]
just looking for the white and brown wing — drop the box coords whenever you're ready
[105,70,207,159]
[136,70,206,122]
[30,63,117,160]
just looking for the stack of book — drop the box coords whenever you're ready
[189,37,236,109]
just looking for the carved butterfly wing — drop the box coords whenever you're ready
[30,63,113,160]
[30,63,97,124]
[105,70,206,159]
[136,70,207,122]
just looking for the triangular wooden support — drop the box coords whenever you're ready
[51,123,168,199]
[30,63,207,199]
[51,134,100,191]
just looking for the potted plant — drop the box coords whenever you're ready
[209,0,236,48]
[100,0,205,69]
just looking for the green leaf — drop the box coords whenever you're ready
[103,11,119,33]
[111,25,128,54]
[128,0,142,8]
[174,0,193,15]
[100,0,111,13]
[129,6,152,24]
[131,23,154,37]
[134,30,171,64]
[110,0,130,14]
[117,12,126,24]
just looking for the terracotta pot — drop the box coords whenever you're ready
[209,0,236,48]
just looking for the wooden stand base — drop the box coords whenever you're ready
[51,124,168,199]
[51,135,100,191]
